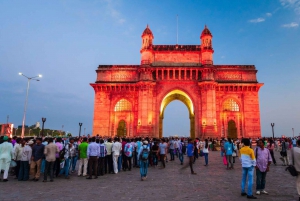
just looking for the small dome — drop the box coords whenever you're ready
[142,24,153,37]
[201,25,212,38]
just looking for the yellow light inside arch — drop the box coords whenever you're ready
[160,90,194,115]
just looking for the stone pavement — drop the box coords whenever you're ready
[0,149,298,201]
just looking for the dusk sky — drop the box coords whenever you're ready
[0,0,299,137]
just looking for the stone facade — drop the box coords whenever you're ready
[90,25,263,139]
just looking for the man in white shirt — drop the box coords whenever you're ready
[112,137,122,174]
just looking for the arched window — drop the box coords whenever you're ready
[223,99,239,112]
[114,99,132,112]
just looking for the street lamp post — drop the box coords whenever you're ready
[79,123,83,137]
[292,128,294,138]
[19,73,42,138]
[15,128,18,136]
[84,128,86,135]
[51,130,54,137]
[41,117,46,137]
[29,129,32,136]
[271,123,275,139]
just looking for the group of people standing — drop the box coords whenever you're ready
[1,134,300,200]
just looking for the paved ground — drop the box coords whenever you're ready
[0,149,298,201]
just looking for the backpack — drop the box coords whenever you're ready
[59,146,66,160]
[140,146,149,161]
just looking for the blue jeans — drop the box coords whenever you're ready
[18,161,29,181]
[140,160,148,177]
[118,155,122,171]
[60,158,70,177]
[169,149,175,160]
[179,153,184,164]
[71,156,78,171]
[256,169,267,191]
[203,153,208,165]
[40,159,46,173]
[241,166,254,196]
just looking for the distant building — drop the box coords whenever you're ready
[91,25,263,139]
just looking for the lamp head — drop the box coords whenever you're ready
[38,74,42,78]
[19,72,22,75]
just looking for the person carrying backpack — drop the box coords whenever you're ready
[138,140,150,181]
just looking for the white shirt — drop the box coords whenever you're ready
[112,142,122,155]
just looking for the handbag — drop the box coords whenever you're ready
[285,165,298,177]
[10,160,17,168]
[223,155,228,165]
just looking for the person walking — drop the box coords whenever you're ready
[30,138,45,181]
[202,139,209,166]
[280,138,290,166]
[178,139,184,165]
[240,138,257,199]
[124,139,133,171]
[69,138,78,173]
[267,139,276,165]
[291,139,300,200]
[86,137,100,179]
[18,139,32,181]
[255,139,272,195]
[169,137,175,161]
[43,138,59,182]
[151,141,159,167]
[0,136,13,182]
[13,138,22,179]
[224,138,234,170]
[138,140,150,181]
[78,137,89,177]
[60,141,75,179]
[158,138,167,169]
[187,138,196,174]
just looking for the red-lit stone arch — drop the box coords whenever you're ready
[158,88,195,138]
[220,97,242,138]
[111,98,133,137]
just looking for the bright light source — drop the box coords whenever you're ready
[38,74,42,78]
[19,72,22,75]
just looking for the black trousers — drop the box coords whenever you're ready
[54,158,60,177]
[88,156,98,177]
[44,161,54,181]
[125,156,132,170]
[98,157,105,176]
[105,155,113,174]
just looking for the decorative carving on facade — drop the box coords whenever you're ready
[91,24,263,139]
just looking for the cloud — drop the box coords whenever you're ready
[103,0,126,24]
[282,22,299,27]
[249,18,265,23]
[266,13,272,17]
[280,0,300,14]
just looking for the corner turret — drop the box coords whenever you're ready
[200,25,214,65]
[140,25,154,65]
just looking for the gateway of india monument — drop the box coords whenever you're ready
[90,25,263,139]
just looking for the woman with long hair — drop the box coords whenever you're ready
[202,139,209,166]
[268,139,276,165]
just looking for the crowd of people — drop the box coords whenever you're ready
[0,135,299,200]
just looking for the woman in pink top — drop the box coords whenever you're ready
[267,139,276,165]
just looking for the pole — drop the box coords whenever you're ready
[292,128,294,138]
[271,123,275,139]
[15,128,18,136]
[41,117,46,137]
[21,79,31,138]
[84,128,86,135]
[176,14,178,44]
[79,123,82,137]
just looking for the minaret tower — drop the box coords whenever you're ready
[200,25,214,65]
[140,24,154,65]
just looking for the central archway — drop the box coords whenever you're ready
[159,90,195,138]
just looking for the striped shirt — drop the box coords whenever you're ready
[99,143,107,158]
